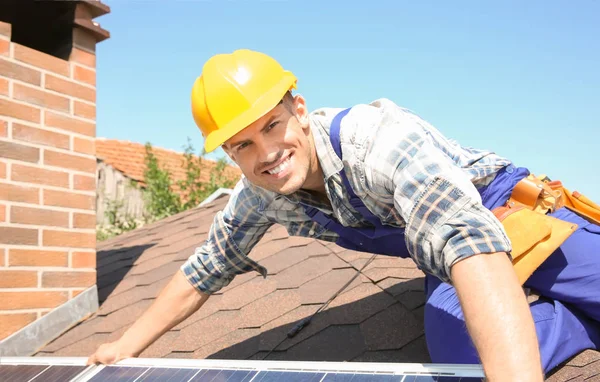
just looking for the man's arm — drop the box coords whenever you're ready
[452,252,543,381]
[88,180,273,365]
[87,269,208,365]
[357,100,543,379]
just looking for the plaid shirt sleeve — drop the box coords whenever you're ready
[180,179,273,294]
[355,101,512,283]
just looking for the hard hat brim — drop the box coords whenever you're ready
[204,71,297,153]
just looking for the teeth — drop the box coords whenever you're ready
[267,156,290,175]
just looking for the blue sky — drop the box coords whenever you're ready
[95,0,599,201]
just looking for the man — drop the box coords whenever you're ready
[88,49,600,380]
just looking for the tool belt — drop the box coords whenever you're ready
[492,174,600,285]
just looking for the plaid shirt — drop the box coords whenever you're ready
[182,98,513,294]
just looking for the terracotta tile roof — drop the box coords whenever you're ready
[37,196,599,378]
[95,138,242,189]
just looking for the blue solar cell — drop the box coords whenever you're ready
[0,364,48,382]
[348,373,399,381]
[413,375,439,381]
[31,365,88,381]
[87,365,149,381]
[436,376,462,381]
[253,370,326,381]
[321,372,356,381]
[135,367,199,381]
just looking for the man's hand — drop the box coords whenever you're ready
[451,252,544,381]
[87,269,209,365]
[86,341,129,366]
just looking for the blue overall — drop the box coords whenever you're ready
[303,108,600,374]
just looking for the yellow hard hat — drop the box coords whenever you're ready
[191,49,297,152]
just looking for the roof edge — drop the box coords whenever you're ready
[198,188,233,207]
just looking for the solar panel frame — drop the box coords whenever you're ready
[0,357,485,381]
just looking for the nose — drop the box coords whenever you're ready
[255,137,280,166]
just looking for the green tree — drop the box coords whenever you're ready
[143,142,182,219]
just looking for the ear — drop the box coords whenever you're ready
[293,94,309,129]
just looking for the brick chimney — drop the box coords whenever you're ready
[0,0,110,355]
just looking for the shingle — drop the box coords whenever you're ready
[360,303,424,351]
[176,310,241,352]
[95,299,154,333]
[272,254,350,289]
[395,291,426,311]
[138,331,182,358]
[238,289,302,328]
[173,294,223,330]
[258,305,321,352]
[248,236,315,262]
[279,325,366,362]
[41,316,104,352]
[97,277,169,316]
[364,267,425,283]
[377,277,425,296]
[325,282,397,325]
[567,350,600,367]
[546,366,584,381]
[218,275,278,310]
[297,268,359,304]
[352,336,430,363]
[129,253,180,276]
[193,329,261,360]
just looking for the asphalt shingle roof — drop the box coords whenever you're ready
[37,196,599,380]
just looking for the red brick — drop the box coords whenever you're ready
[72,289,85,297]
[11,205,69,227]
[43,229,95,248]
[0,22,10,37]
[0,39,8,56]
[14,83,70,113]
[0,98,41,123]
[72,251,95,268]
[45,111,95,136]
[0,313,37,341]
[0,120,6,137]
[0,57,41,86]
[0,291,68,310]
[0,270,37,287]
[12,163,69,188]
[73,65,95,86]
[0,140,39,163]
[0,226,38,245]
[43,189,94,210]
[70,48,96,68]
[0,161,5,178]
[42,270,95,288]
[13,123,70,150]
[9,249,68,267]
[0,77,8,95]
[73,174,95,191]
[14,43,70,77]
[0,203,4,221]
[73,137,94,155]
[73,212,95,229]
[73,101,95,120]
[0,182,39,203]
[45,74,94,102]
[44,149,95,174]
[0,248,4,266]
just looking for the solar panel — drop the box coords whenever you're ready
[0,357,485,381]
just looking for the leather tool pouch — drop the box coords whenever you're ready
[492,203,578,285]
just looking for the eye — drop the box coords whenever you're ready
[268,121,279,131]
[237,142,250,151]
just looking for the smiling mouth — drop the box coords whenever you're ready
[263,154,292,176]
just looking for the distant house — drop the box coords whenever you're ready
[95,138,242,227]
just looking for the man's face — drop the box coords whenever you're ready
[223,94,320,195]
